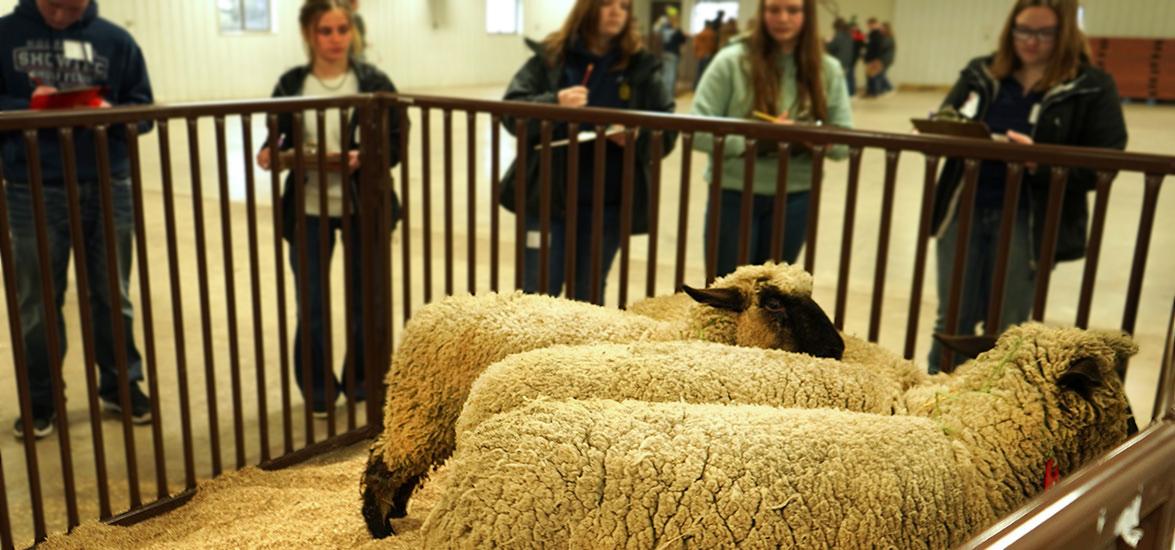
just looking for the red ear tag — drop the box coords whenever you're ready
[1043,458,1060,490]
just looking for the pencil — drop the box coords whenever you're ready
[581,63,595,86]
[752,111,779,123]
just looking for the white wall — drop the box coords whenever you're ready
[98,0,575,102]
[892,0,1175,87]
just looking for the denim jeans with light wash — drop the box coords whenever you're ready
[523,206,621,303]
[5,180,143,419]
[705,189,811,279]
[928,205,1035,373]
[289,215,366,408]
[661,52,679,98]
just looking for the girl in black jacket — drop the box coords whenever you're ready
[500,0,676,304]
[256,0,402,416]
[928,0,1126,372]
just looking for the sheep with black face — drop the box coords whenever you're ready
[361,262,843,537]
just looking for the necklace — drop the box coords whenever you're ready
[311,70,350,91]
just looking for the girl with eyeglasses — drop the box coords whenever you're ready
[927,0,1127,373]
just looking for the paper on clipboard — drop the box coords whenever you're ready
[535,125,625,149]
[911,118,995,140]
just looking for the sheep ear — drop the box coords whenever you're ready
[1057,357,1104,402]
[789,296,845,360]
[684,285,745,312]
[933,333,999,360]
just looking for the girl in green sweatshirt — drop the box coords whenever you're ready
[691,0,853,277]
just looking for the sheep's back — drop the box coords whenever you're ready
[457,341,907,441]
[425,399,978,549]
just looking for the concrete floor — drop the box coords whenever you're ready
[1,87,1172,546]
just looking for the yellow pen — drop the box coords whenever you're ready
[751,110,779,123]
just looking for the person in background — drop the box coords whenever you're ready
[877,21,896,95]
[692,17,718,89]
[0,0,155,440]
[256,0,403,417]
[863,16,885,97]
[718,17,740,49]
[499,0,676,303]
[691,0,853,277]
[826,17,856,97]
[926,0,1127,372]
[349,0,367,61]
[655,7,686,98]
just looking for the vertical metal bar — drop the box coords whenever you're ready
[420,107,433,302]
[338,107,356,431]
[514,119,529,292]
[57,128,112,517]
[443,108,454,296]
[290,113,315,446]
[834,147,863,330]
[467,111,477,294]
[769,144,792,262]
[646,130,664,297]
[362,98,393,426]
[1075,172,1114,328]
[158,119,198,487]
[314,109,337,437]
[125,123,168,497]
[0,151,47,540]
[0,447,11,549]
[1031,167,1068,321]
[214,116,248,466]
[904,155,940,359]
[95,125,141,507]
[736,138,756,267]
[705,135,725,285]
[398,104,412,323]
[490,115,502,293]
[266,114,293,455]
[186,118,224,473]
[803,146,826,274]
[1121,174,1163,337]
[983,163,1024,334]
[674,133,693,291]
[867,149,900,341]
[1155,297,1174,422]
[564,124,580,299]
[538,120,553,294]
[941,159,981,371]
[241,114,270,460]
[618,127,637,308]
[589,125,606,305]
[31,134,73,526]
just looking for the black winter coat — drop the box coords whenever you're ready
[500,39,677,234]
[265,61,403,241]
[931,55,1127,263]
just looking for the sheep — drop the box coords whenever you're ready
[361,262,846,537]
[631,291,928,390]
[456,341,908,441]
[421,323,1137,548]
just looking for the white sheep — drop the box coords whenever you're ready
[362,262,846,537]
[422,324,1138,547]
[456,340,908,442]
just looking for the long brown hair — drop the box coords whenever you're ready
[745,0,827,122]
[299,0,363,62]
[542,0,643,70]
[990,0,1090,91]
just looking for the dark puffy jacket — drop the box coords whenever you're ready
[499,39,677,234]
[265,61,403,240]
[931,55,1127,263]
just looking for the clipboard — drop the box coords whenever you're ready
[29,86,104,110]
[911,118,994,140]
[279,150,349,171]
[536,125,625,150]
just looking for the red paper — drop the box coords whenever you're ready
[29,86,104,110]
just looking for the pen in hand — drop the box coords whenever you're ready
[581,63,594,86]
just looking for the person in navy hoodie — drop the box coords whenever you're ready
[0,0,155,439]
[500,0,676,304]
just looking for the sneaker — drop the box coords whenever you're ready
[312,402,331,420]
[101,384,153,425]
[13,413,56,440]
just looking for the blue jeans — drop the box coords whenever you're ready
[705,189,811,279]
[5,180,143,419]
[523,206,621,302]
[928,205,1035,373]
[867,69,893,96]
[289,216,366,408]
[694,56,712,90]
[844,65,857,97]
[661,52,679,98]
